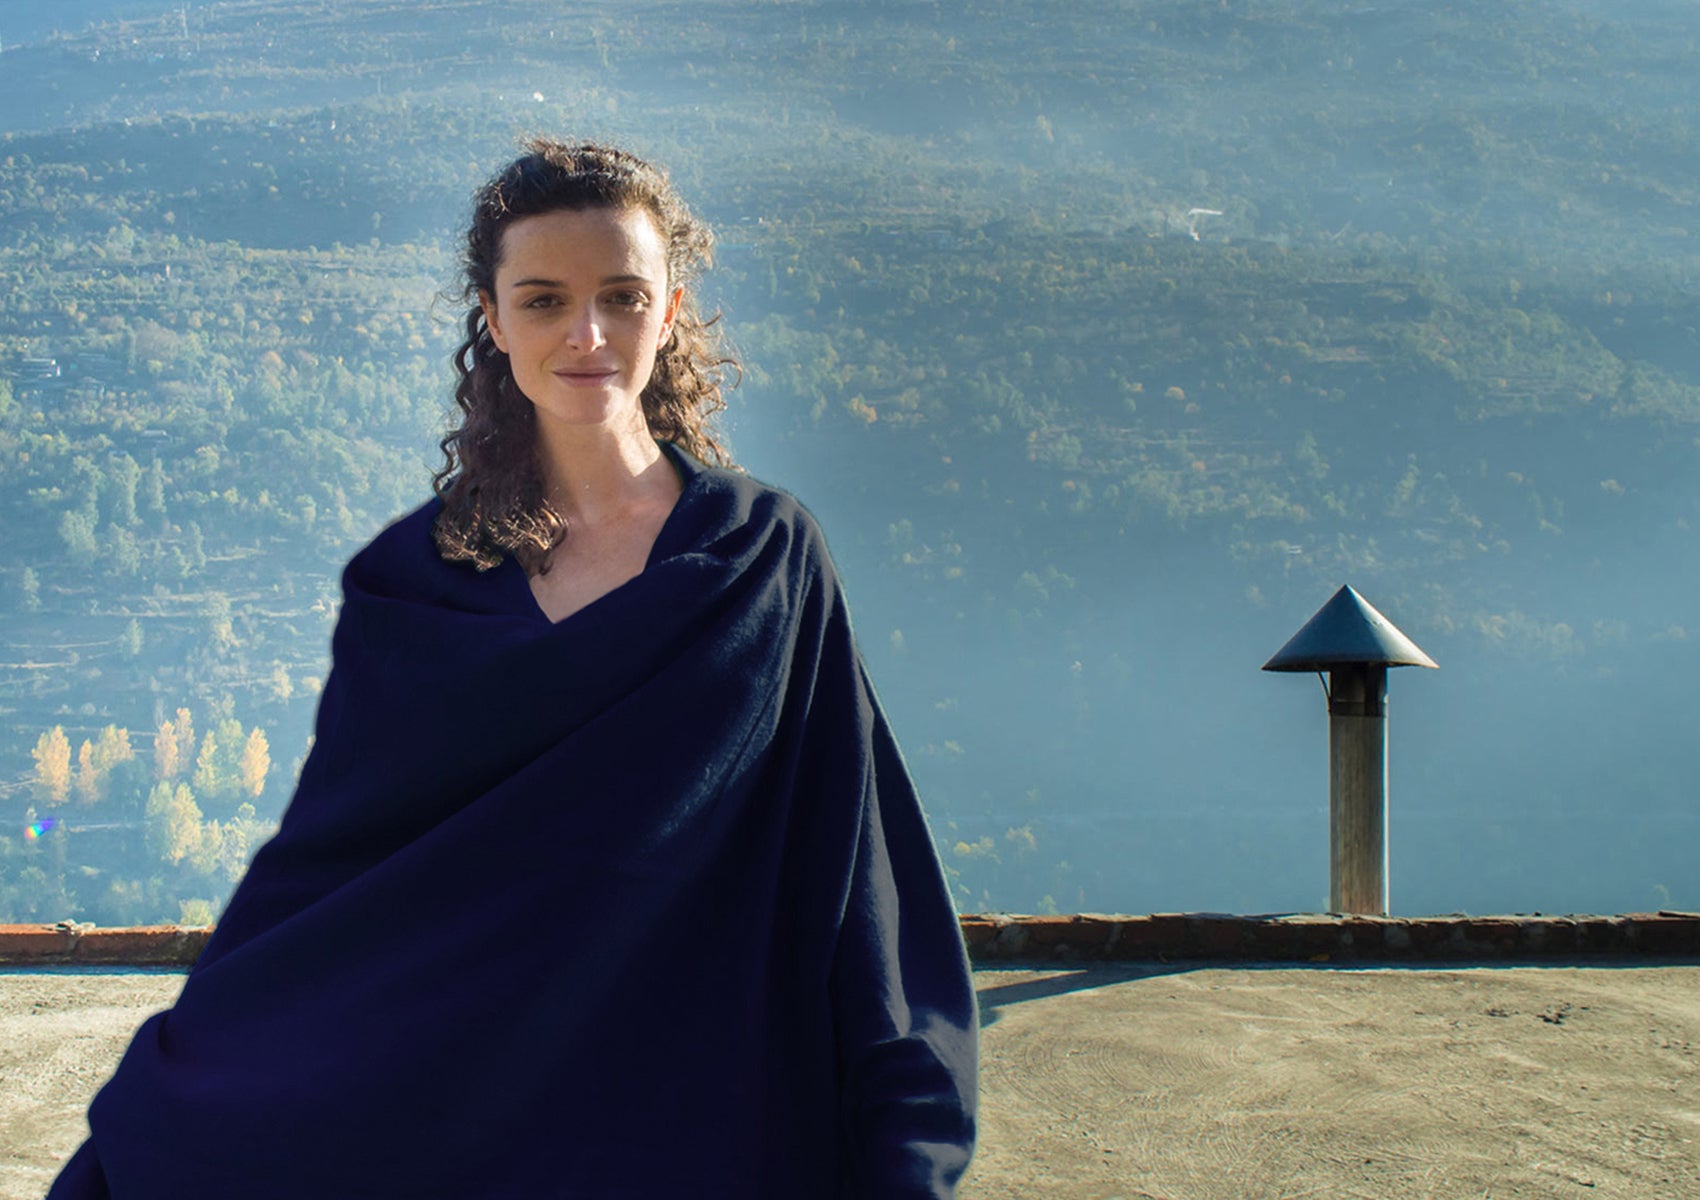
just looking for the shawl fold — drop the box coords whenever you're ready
[50,444,977,1199]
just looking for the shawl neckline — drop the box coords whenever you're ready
[499,439,711,627]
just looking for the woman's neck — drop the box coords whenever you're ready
[532,413,679,529]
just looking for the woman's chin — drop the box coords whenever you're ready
[527,392,648,433]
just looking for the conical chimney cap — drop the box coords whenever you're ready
[1262,585,1438,672]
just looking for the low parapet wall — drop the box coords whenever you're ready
[0,923,210,965]
[3,912,1699,967]
[961,911,1700,961]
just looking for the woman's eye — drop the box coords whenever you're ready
[522,294,559,309]
[609,291,648,308]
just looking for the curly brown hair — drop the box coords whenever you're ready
[431,138,737,574]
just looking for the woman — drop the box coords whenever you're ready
[48,140,978,1198]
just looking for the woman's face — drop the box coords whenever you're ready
[479,205,682,434]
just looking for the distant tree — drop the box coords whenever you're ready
[174,707,196,765]
[191,728,223,799]
[75,739,101,805]
[107,524,142,576]
[19,567,41,612]
[145,781,203,866]
[69,456,104,514]
[153,718,181,781]
[192,816,255,884]
[186,522,207,572]
[238,728,271,799]
[142,460,166,517]
[121,618,144,658]
[229,801,269,848]
[92,725,136,775]
[205,591,236,653]
[92,726,147,822]
[207,802,275,888]
[108,453,141,525]
[31,727,71,805]
[58,508,98,564]
[267,662,293,702]
[179,898,217,926]
[190,819,225,877]
[192,715,249,805]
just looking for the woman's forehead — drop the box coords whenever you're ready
[496,206,667,279]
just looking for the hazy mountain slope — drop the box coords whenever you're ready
[2,0,1696,920]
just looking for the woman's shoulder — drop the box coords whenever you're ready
[336,492,484,611]
[664,445,834,566]
[703,463,821,531]
[349,494,446,572]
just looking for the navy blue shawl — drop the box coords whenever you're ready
[50,445,978,1198]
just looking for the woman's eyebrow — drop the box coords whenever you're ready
[507,273,654,289]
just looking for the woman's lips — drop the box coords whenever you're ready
[552,369,617,386]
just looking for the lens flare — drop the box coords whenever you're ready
[24,818,58,840]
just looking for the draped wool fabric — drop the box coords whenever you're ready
[50,445,978,1199]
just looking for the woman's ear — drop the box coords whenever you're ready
[479,290,509,353]
[659,286,684,347]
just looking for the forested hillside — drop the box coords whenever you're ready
[3,0,1698,922]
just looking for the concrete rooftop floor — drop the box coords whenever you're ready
[4,963,1698,1199]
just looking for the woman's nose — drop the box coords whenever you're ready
[565,307,605,351]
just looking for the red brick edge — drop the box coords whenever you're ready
[3,913,1700,966]
[0,923,213,965]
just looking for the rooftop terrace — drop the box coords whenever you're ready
[4,915,1698,1198]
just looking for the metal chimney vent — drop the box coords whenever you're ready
[1262,585,1438,673]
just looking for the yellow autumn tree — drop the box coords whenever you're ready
[154,719,180,781]
[71,725,138,807]
[75,739,101,804]
[174,707,196,766]
[92,725,135,774]
[238,728,271,799]
[31,726,72,805]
